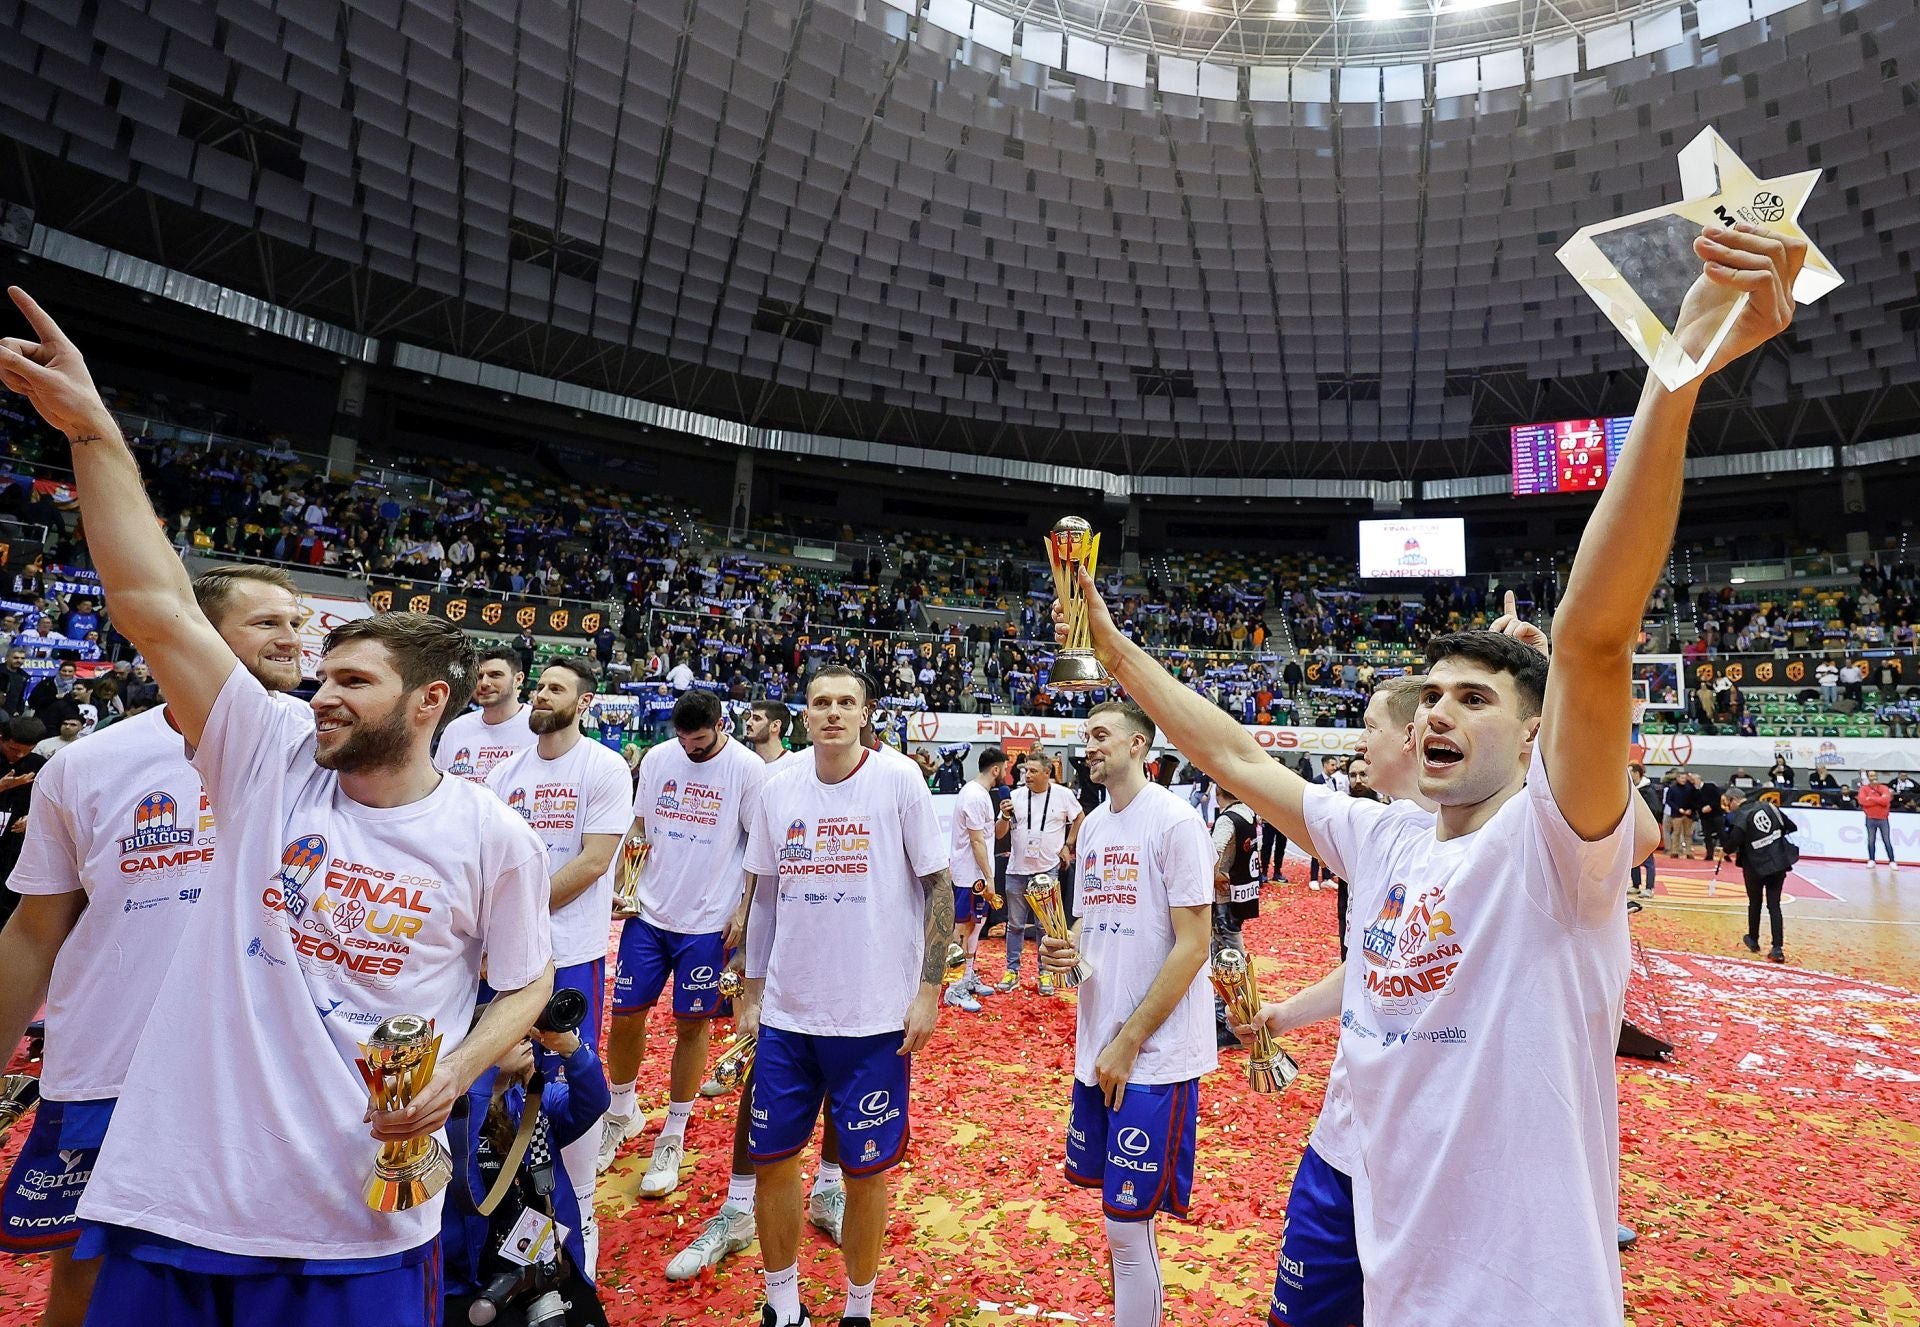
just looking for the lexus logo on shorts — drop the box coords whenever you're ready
[858,1090,891,1117]
[690,965,715,982]
[1751,191,1785,223]
[1117,1128,1151,1156]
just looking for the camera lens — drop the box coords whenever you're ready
[535,988,587,1035]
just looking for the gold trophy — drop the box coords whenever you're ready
[1210,949,1299,1093]
[612,832,649,915]
[711,1032,757,1089]
[0,1073,38,1139]
[1025,872,1091,989]
[718,967,744,1000]
[357,1014,454,1211]
[1044,516,1110,692]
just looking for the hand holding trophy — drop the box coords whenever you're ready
[357,1014,454,1211]
[1027,872,1092,988]
[1044,517,1111,693]
[1211,949,1299,1093]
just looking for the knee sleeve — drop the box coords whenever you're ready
[1105,1216,1163,1327]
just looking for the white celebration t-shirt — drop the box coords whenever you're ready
[1008,782,1079,876]
[632,735,766,935]
[1301,762,1633,1327]
[743,748,944,1037]
[1071,782,1219,1087]
[79,665,551,1261]
[948,780,994,889]
[1299,796,1434,1177]
[487,736,635,967]
[8,707,219,1101]
[435,706,537,785]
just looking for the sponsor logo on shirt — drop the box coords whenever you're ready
[506,787,528,819]
[846,1088,901,1132]
[779,818,812,862]
[1360,881,1463,1015]
[1115,1179,1138,1207]
[121,791,193,853]
[1110,1126,1161,1174]
[245,936,286,967]
[1379,1026,1469,1048]
[118,788,217,875]
[656,779,679,811]
[447,748,475,776]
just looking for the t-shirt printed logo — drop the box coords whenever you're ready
[271,834,327,918]
[653,778,726,828]
[1082,844,1140,908]
[447,748,475,776]
[1360,881,1463,1015]
[526,783,580,833]
[505,786,528,820]
[779,818,813,861]
[122,791,192,853]
[656,779,680,811]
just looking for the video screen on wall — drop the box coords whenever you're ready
[1510,416,1633,495]
[1357,518,1467,579]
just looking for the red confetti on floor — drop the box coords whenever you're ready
[4,868,1916,1325]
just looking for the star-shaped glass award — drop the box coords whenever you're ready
[1556,127,1842,391]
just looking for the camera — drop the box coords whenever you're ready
[534,988,586,1036]
[468,1259,568,1327]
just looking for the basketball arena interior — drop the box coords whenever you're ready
[0,0,1918,1324]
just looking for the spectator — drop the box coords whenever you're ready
[1816,659,1839,707]
[1629,763,1662,897]
[513,626,537,680]
[1839,661,1866,707]
[61,596,101,639]
[0,648,30,715]
[1767,757,1795,789]
[1728,767,1757,792]
[1807,767,1840,800]
[30,715,80,760]
[123,660,162,709]
[0,716,47,929]
[1663,771,1698,859]
[25,659,76,712]
[1857,770,1896,867]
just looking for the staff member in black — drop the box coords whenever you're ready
[1721,788,1797,964]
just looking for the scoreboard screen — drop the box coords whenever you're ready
[1510,416,1632,496]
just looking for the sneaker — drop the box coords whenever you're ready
[1617,1223,1638,1250]
[965,973,994,997]
[1741,934,1760,954]
[994,971,1020,994]
[942,982,982,1013]
[639,1135,686,1198]
[596,1110,643,1173]
[1768,948,1785,963]
[665,1204,755,1280]
[838,1318,872,1327]
[1038,972,1056,997]
[699,1076,730,1098]
[1308,881,1323,892]
[759,1307,813,1327]
[807,1182,846,1245]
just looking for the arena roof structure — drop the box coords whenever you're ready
[1,0,1917,481]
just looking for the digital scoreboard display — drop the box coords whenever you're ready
[1510,416,1633,496]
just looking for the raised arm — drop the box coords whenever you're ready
[1061,569,1320,857]
[0,289,235,745]
[1541,226,1805,839]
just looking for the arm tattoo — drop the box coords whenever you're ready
[918,867,954,986]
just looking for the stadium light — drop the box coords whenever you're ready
[1274,0,1299,14]
[1367,0,1403,15]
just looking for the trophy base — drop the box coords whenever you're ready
[1248,1049,1301,1094]
[1054,959,1094,991]
[365,1139,453,1212]
[1048,650,1108,694]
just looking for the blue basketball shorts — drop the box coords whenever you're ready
[81,1233,442,1327]
[1,1096,113,1254]
[1064,1077,1199,1223]
[953,883,984,925]
[747,1026,910,1177]
[1267,1144,1364,1327]
[612,917,725,1018]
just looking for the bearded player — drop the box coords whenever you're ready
[0,566,304,1327]
[740,665,950,1327]
[0,287,554,1325]
[436,645,535,784]
[485,654,631,1276]
[1047,225,1803,1325]
[1039,701,1214,1327]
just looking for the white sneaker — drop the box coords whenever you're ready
[807,1183,846,1245]
[964,973,993,997]
[698,1076,729,1098]
[942,982,981,1013]
[596,1110,643,1174]
[1308,881,1323,892]
[640,1135,686,1198]
[665,1203,755,1280]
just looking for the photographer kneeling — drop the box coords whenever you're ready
[444,990,612,1327]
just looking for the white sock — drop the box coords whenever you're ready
[813,1161,843,1193]
[765,1262,803,1324]
[1107,1216,1164,1327]
[559,1129,600,1248]
[661,1098,694,1142]
[573,1176,599,1279]
[844,1276,876,1320]
[726,1172,756,1210]
[609,1079,637,1119]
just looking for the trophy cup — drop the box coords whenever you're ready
[1210,949,1299,1094]
[1044,517,1110,693]
[711,1032,757,1089]
[1025,872,1092,989]
[1557,126,1841,392]
[357,1014,454,1212]
[612,832,649,915]
[0,1073,38,1139]
[717,967,744,1001]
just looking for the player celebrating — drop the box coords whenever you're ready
[740,665,950,1327]
[944,746,1007,1012]
[484,653,631,1274]
[1049,225,1805,1326]
[435,644,535,784]
[1038,702,1214,1327]
[601,689,767,1196]
[0,565,304,1327]
[0,287,554,1324]
[999,749,1084,994]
